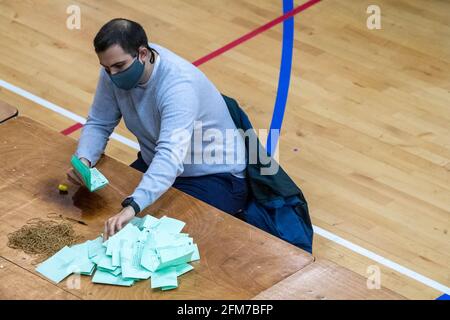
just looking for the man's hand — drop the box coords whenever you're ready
[67,157,91,185]
[103,206,136,241]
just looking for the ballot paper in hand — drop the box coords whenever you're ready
[71,155,109,192]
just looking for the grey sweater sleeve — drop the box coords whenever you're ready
[75,70,122,166]
[130,80,199,211]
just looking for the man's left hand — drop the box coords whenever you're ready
[103,206,136,241]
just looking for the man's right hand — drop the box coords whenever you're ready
[67,157,91,186]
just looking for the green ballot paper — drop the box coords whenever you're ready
[71,155,109,192]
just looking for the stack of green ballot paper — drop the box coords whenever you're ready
[35,215,200,291]
[71,155,109,192]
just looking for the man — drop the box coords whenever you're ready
[67,18,247,240]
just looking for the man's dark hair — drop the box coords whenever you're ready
[94,18,155,62]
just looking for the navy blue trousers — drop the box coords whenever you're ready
[130,152,248,215]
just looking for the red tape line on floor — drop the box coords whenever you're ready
[60,122,83,136]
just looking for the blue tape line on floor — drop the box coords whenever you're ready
[267,0,295,156]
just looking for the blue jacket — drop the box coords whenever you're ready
[222,94,313,253]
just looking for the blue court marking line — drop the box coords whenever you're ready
[266,0,295,156]
[436,294,450,300]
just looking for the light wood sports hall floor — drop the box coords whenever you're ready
[0,0,448,299]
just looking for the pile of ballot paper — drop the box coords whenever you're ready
[35,215,200,291]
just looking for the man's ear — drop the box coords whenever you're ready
[138,46,149,62]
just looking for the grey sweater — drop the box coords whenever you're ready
[76,43,246,211]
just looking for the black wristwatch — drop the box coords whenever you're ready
[121,197,141,215]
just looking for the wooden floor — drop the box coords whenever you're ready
[0,0,449,299]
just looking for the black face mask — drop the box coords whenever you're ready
[108,55,145,90]
[108,48,156,90]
